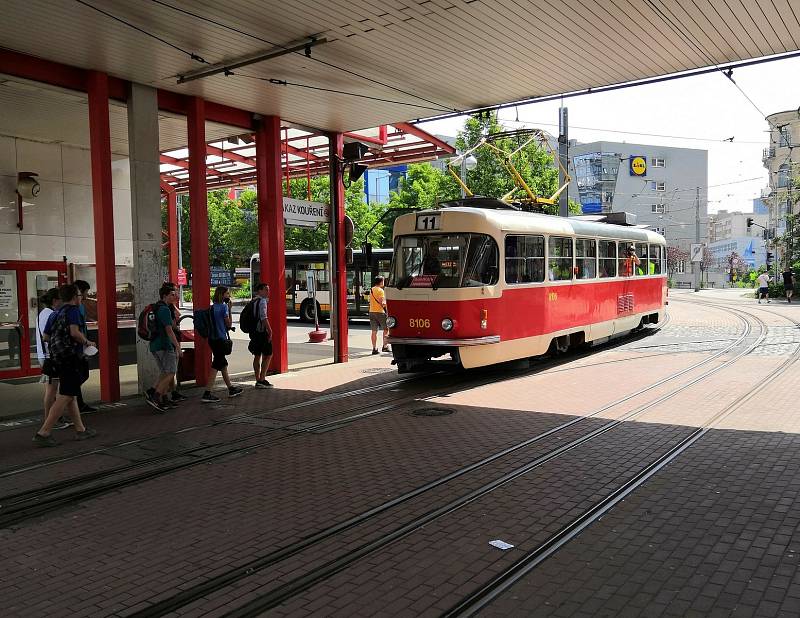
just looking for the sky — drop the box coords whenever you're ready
[416,54,800,215]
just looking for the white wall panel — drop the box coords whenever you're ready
[0,175,18,233]
[18,180,65,237]
[111,157,131,189]
[66,236,93,264]
[0,233,22,260]
[0,136,15,176]
[21,234,66,261]
[61,146,92,186]
[63,183,93,237]
[15,140,62,183]
[112,189,132,240]
[115,239,134,266]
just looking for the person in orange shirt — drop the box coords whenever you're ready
[368,276,389,354]
[622,245,641,277]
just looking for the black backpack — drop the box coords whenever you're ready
[48,308,80,365]
[239,298,259,333]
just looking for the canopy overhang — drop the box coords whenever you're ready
[1,0,798,133]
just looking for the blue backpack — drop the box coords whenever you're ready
[193,308,213,339]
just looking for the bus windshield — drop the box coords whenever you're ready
[390,233,499,289]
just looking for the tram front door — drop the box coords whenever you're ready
[0,260,67,379]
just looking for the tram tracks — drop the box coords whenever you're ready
[0,319,677,524]
[126,305,767,617]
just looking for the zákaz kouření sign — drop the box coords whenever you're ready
[283,198,329,228]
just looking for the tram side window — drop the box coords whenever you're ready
[548,236,573,281]
[648,245,663,274]
[599,240,617,277]
[505,235,544,284]
[635,243,648,276]
[575,238,597,279]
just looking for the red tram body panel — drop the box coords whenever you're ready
[385,200,667,372]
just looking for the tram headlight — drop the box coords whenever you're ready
[386,316,397,328]
[441,318,454,331]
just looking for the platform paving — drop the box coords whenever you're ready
[0,289,799,617]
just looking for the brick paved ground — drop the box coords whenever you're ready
[1,290,799,617]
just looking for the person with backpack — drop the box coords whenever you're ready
[73,279,97,413]
[145,285,182,413]
[200,286,243,403]
[33,284,97,447]
[246,283,273,388]
[36,287,69,428]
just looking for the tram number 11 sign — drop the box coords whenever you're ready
[416,214,441,231]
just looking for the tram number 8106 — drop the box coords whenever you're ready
[409,318,431,328]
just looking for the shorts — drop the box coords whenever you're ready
[58,365,86,397]
[152,349,178,375]
[39,374,58,385]
[248,331,273,356]
[369,312,387,331]
[210,339,230,370]
[41,358,59,379]
[785,285,794,292]
[759,287,769,296]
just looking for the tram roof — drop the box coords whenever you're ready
[405,206,665,244]
[2,1,799,132]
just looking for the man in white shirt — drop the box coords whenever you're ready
[756,272,771,303]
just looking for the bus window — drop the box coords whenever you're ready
[575,238,597,279]
[548,236,573,281]
[599,240,616,277]
[505,235,544,284]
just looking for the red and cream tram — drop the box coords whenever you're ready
[386,198,667,372]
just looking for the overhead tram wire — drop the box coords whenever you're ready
[73,0,208,64]
[71,0,455,114]
[414,48,800,125]
[146,0,460,114]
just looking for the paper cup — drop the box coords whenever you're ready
[84,345,98,357]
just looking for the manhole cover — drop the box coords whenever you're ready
[411,407,455,417]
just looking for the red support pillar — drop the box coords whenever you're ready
[87,71,120,401]
[329,133,349,363]
[256,116,288,373]
[188,97,210,385]
[166,190,179,282]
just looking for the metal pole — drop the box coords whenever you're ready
[177,193,184,309]
[460,158,467,199]
[559,106,569,217]
[694,186,701,292]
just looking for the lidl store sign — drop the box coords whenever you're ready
[283,198,329,228]
[629,156,647,176]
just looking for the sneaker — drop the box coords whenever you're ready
[79,404,97,413]
[372,349,379,355]
[74,427,97,441]
[171,391,189,402]
[162,398,179,409]
[381,346,390,352]
[228,386,244,398]
[145,391,169,413]
[255,380,273,389]
[201,392,221,403]
[33,433,59,447]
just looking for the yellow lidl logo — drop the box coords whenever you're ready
[630,156,647,176]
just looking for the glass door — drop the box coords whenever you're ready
[0,261,66,380]
[0,270,21,373]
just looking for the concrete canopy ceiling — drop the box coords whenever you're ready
[2,0,800,133]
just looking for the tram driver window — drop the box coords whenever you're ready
[599,240,617,277]
[505,235,544,284]
[575,238,597,279]
[548,236,573,281]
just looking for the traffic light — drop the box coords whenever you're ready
[766,251,774,266]
[747,217,754,228]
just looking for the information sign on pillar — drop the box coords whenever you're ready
[188,97,211,385]
[87,70,120,401]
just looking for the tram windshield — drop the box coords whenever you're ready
[390,234,499,288]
